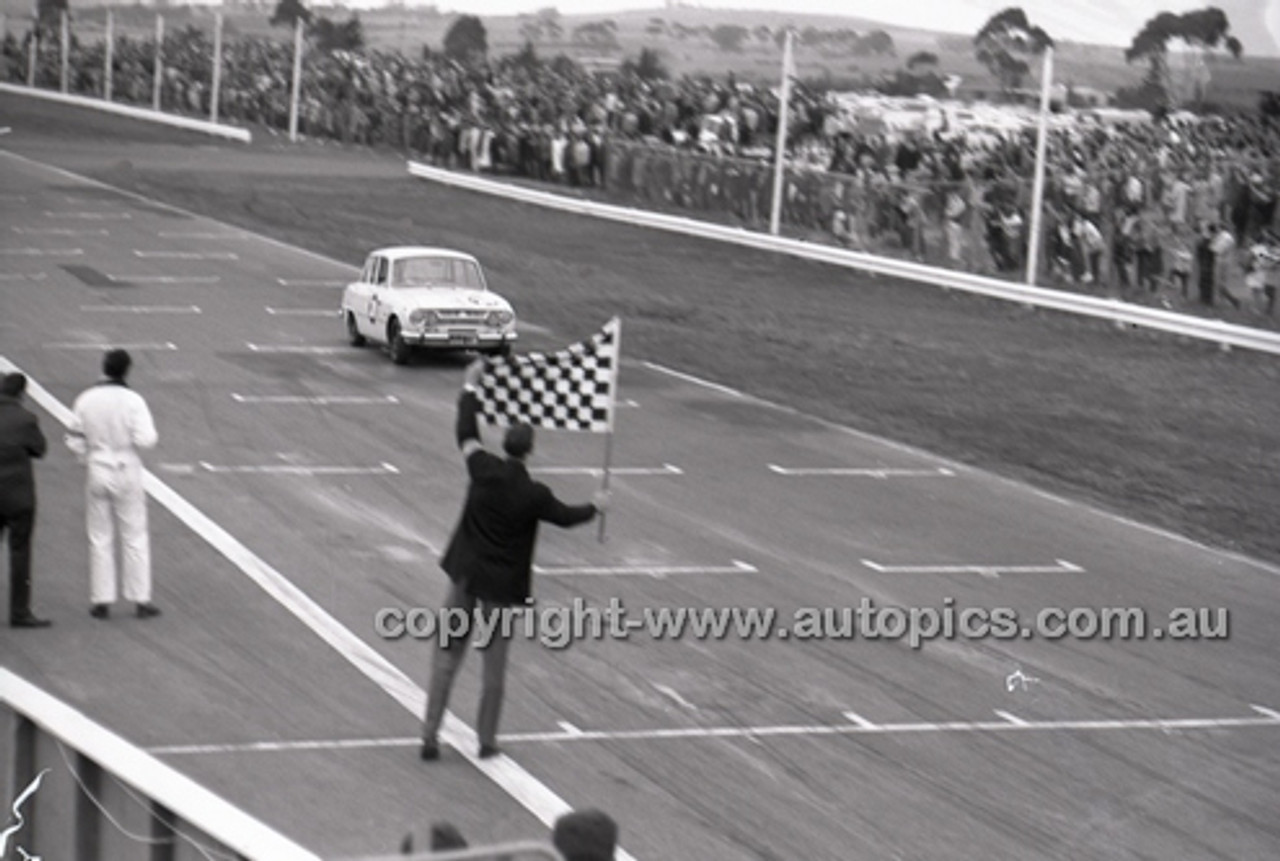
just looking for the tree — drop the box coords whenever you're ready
[906,51,939,74]
[1125,7,1241,110]
[270,0,311,29]
[310,13,363,52]
[973,7,1053,98]
[709,24,749,53]
[36,0,68,36]
[443,14,487,62]
[622,47,669,81]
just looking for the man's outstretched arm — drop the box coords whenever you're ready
[456,359,485,458]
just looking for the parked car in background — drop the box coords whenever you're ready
[341,246,517,364]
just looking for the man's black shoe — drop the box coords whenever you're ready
[136,603,161,619]
[10,613,51,629]
[478,745,501,759]
[90,604,110,619]
[419,742,440,761]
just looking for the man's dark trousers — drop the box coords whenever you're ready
[2,506,36,619]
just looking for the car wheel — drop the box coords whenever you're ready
[346,312,366,347]
[387,319,411,365]
[485,343,513,358]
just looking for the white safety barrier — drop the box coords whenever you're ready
[0,667,319,860]
[406,161,1280,357]
[0,82,252,142]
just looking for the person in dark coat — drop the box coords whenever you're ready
[421,360,604,761]
[0,373,51,628]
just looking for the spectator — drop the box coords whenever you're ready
[0,372,50,629]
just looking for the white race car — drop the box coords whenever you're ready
[340,246,517,364]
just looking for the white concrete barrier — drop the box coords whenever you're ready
[0,82,252,142]
[406,161,1280,357]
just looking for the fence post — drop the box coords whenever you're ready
[104,9,113,101]
[288,16,303,141]
[152,12,164,111]
[769,28,794,236]
[210,11,222,125]
[58,8,67,92]
[27,31,37,87]
[74,753,104,861]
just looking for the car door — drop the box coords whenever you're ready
[367,255,391,338]
[347,255,377,339]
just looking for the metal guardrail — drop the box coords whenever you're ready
[351,842,565,860]
[406,161,1280,358]
[0,667,320,860]
[0,82,252,142]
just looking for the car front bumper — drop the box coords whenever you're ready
[402,330,517,349]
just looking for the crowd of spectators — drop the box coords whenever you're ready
[3,22,1276,316]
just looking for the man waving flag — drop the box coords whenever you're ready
[476,317,620,434]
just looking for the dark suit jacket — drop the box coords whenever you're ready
[0,394,47,513]
[440,391,596,605]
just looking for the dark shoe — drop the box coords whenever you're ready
[478,744,501,759]
[419,742,440,761]
[90,604,110,619]
[10,613,51,629]
[136,603,161,619]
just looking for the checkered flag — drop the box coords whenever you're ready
[477,318,620,433]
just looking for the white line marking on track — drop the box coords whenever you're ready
[1250,705,1280,720]
[196,461,399,476]
[13,227,108,236]
[533,463,683,477]
[80,304,202,314]
[157,230,246,239]
[245,343,349,354]
[265,307,339,317]
[44,211,132,219]
[147,705,1280,755]
[275,278,346,287]
[861,558,1083,579]
[0,353,633,858]
[0,247,83,256]
[641,361,747,398]
[652,684,699,712]
[231,393,400,405]
[0,272,47,282]
[46,341,177,351]
[109,275,221,284]
[994,710,1030,726]
[533,559,757,577]
[768,465,956,478]
[133,250,240,260]
[843,711,878,730]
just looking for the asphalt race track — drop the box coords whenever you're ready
[3,130,1280,859]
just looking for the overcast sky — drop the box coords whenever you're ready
[429,0,1280,56]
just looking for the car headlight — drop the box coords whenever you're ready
[408,309,438,327]
[486,310,514,327]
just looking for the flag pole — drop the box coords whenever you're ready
[769,28,794,236]
[597,317,620,543]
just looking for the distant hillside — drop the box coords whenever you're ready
[5,3,1276,109]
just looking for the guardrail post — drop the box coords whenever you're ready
[74,753,103,861]
[104,10,113,102]
[210,11,223,125]
[149,800,177,861]
[26,31,37,87]
[10,715,40,849]
[152,13,164,112]
[288,16,303,141]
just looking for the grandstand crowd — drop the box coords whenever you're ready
[3,23,1277,316]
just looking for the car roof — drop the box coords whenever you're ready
[371,246,480,263]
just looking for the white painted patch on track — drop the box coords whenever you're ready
[46,341,177,351]
[80,304,202,314]
[196,460,400,476]
[769,465,956,478]
[231,393,400,405]
[0,247,82,256]
[44,210,131,219]
[133,250,240,260]
[264,307,339,317]
[275,278,345,287]
[862,558,1083,578]
[533,559,757,577]
[13,226,108,236]
[110,275,220,284]
[533,464,683,477]
[246,343,349,354]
